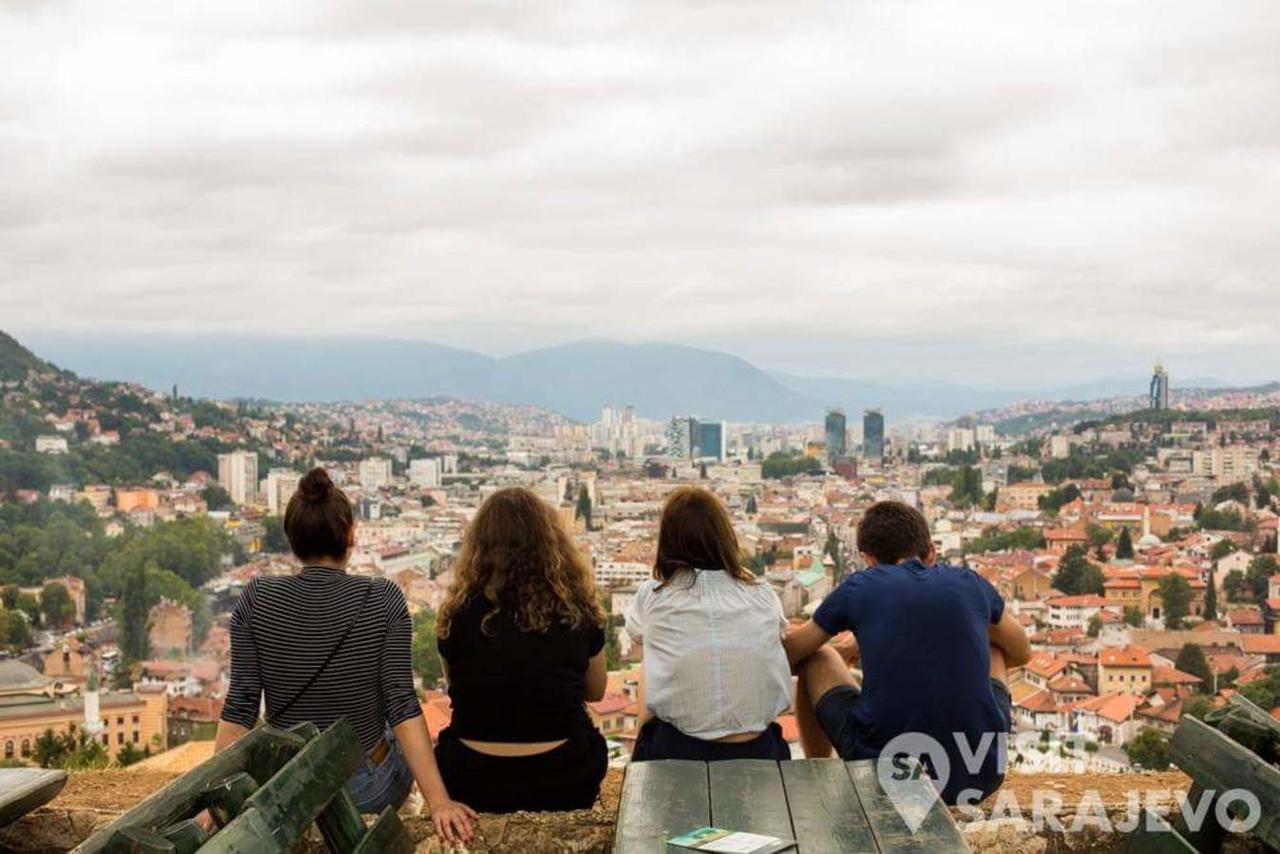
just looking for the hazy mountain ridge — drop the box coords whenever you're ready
[8,329,1262,424]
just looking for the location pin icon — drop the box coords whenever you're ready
[876,733,950,833]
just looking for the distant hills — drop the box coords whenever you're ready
[0,331,60,382]
[4,329,1253,424]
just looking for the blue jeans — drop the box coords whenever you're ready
[346,729,414,814]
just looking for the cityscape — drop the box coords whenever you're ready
[3,328,1280,812]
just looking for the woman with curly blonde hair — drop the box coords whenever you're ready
[434,486,609,812]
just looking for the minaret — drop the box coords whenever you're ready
[84,667,104,740]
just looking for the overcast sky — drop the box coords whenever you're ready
[2,1,1279,387]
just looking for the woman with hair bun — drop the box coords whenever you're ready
[215,467,475,844]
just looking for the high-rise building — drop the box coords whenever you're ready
[667,416,696,460]
[862,409,885,461]
[696,420,727,462]
[824,409,848,462]
[1149,363,1170,410]
[409,458,442,488]
[265,468,301,516]
[217,450,259,506]
[359,457,393,491]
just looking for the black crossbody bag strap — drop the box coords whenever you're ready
[251,580,375,727]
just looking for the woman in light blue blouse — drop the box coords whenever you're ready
[625,486,793,762]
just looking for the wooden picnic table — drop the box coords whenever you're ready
[614,759,969,853]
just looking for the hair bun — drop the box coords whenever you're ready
[297,467,335,501]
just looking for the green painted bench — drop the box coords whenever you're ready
[1126,693,1280,853]
[71,719,412,854]
[0,768,67,827]
[614,759,969,853]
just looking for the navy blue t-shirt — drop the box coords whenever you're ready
[812,559,1009,801]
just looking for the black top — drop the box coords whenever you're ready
[437,594,604,741]
[221,567,422,752]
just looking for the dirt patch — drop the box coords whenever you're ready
[54,770,180,813]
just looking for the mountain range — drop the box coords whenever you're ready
[2,329,1240,424]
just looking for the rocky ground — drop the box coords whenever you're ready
[1,767,1237,853]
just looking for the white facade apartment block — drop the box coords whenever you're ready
[595,561,651,588]
[409,458,442,488]
[265,468,301,516]
[359,457,393,491]
[217,450,259,506]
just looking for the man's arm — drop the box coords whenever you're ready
[783,619,832,670]
[989,610,1031,667]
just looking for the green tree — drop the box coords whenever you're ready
[261,516,289,553]
[1115,527,1135,560]
[115,742,148,767]
[40,582,75,630]
[1240,666,1280,711]
[1246,555,1278,603]
[1123,606,1144,627]
[410,607,443,688]
[1126,727,1171,771]
[604,622,622,670]
[1173,643,1212,690]
[948,466,984,508]
[200,485,232,510]
[33,729,69,769]
[1203,567,1218,621]
[1182,695,1214,721]
[1158,574,1192,630]
[1223,569,1249,603]
[1209,539,1237,561]
[119,560,151,663]
[575,484,593,531]
[745,495,758,515]
[1051,545,1103,596]
[1086,614,1102,638]
[14,592,40,627]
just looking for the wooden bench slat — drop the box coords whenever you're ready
[1124,807,1200,854]
[780,759,878,853]
[1169,716,1280,850]
[709,761,794,844]
[614,761,709,854]
[846,761,967,853]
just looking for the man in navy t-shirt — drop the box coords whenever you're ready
[784,501,1031,804]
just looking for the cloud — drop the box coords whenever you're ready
[1,0,1278,387]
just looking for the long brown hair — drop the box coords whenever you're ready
[437,487,604,639]
[654,486,756,588]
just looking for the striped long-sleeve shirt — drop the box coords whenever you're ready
[220,566,422,752]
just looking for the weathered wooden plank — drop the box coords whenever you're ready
[352,807,414,854]
[200,773,257,828]
[73,728,306,854]
[222,718,364,846]
[613,761,709,854]
[158,819,208,854]
[780,759,878,853]
[194,807,281,854]
[1170,716,1280,850]
[1165,782,1224,854]
[708,760,793,843]
[104,826,175,853]
[846,761,967,853]
[1125,807,1200,854]
[284,722,368,853]
[0,768,67,827]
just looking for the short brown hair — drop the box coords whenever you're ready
[284,468,354,562]
[654,487,756,587]
[856,500,933,565]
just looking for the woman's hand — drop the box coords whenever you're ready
[429,798,478,846]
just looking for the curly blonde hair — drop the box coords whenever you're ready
[437,487,604,639]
